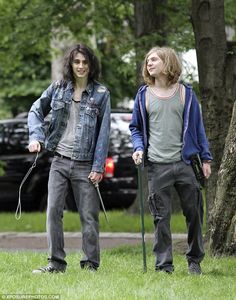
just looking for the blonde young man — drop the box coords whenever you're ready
[130,47,212,275]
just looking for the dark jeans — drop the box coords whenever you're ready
[46,156,100,271]
[147,160,204,272]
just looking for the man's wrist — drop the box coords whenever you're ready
[203,160,212,164]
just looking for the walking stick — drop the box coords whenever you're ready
[95,182,109,224]
[137,163,147,273]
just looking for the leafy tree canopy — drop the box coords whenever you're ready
[0,0,235,115]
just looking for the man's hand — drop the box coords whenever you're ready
[202,162,211,179]
[88,171,103,185]
[132,151,143,165]
[28,140,41,153]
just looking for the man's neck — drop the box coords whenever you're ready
[150,77,178,98]
[74,77,88,90]
[154,76,168,88]
[73,78,89,102]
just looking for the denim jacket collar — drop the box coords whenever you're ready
[66,80,94,95]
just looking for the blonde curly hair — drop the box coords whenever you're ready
[142,46,182,86]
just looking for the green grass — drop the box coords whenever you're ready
[0,211,206,233]
[0,245,235,300]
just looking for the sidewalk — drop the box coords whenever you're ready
[0,232,187,252]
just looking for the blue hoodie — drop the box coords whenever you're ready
[129,84,213,164]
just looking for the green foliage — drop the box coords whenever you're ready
[0,99,11,119]
[0,0,234,112]
[0,0,53,114]
[225,0,236,31]
[0,161,5,176]
[90,0,136,105]
[166,0,194,51]
[0,0,136,110]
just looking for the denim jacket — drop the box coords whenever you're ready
[129,84,213,164]
[28,80,111,173]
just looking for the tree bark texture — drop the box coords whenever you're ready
[134,0,167,41]
[191,0,236,221]
[134,0,167,83]
[209,101,236,256]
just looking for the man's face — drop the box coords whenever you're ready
[72,52,90,80]
[146,52,164,78]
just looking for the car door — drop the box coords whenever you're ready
[0,120,37,210]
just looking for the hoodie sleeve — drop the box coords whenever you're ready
[129,91,145,152]
[192,91,213,161]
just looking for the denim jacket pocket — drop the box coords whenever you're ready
[49,101,66,134]
[85,106,99,117]
[84,107,99,128]
[80,107,98,153]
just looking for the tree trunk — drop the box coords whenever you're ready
[134,0,168,82]
[134,0,167,44]
[209,101,236,256]
[191,0,236,229]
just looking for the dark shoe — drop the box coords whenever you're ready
[32,265,65,274]
[81,261,97,272]
[188,262,202,275]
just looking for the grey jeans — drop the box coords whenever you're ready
[147,160,204,272]
[46,156,100,271]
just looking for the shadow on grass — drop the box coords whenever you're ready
[203,269,236,277]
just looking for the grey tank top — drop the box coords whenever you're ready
[56,99,80,158]
[147,84,185,163]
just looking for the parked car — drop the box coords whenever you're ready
[0,111,137,211]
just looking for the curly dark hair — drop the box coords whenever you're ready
[62,43,100,83]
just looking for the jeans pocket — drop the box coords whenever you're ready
[148,193,165,218]
[148,193,158,216]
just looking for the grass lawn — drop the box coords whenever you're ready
[0,244,235,300]
[0,211,234,299]
[0,210,206,233]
